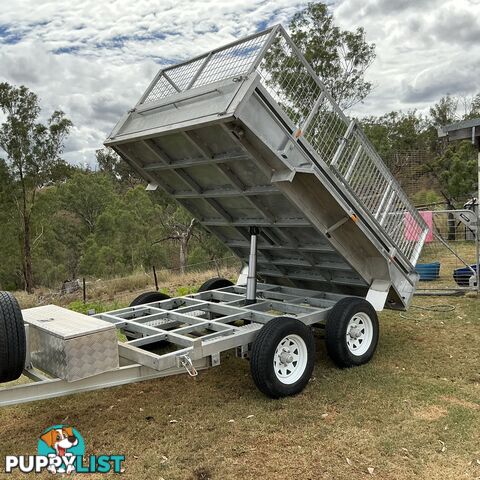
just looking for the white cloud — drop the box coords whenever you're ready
[0,0,479,164]
[0,0,309,165]
[335,0,480,117]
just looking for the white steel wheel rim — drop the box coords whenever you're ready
[273,334,308,385]
[346,312,373,356]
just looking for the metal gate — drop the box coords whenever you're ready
[415,208,479,292]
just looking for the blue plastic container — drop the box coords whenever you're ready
[415,262,441,281]
[453,264,478,287]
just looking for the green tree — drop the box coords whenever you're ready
[96,187,165,270]
[430,93,480,125]
[96,147,140,189]
[0,159,21,289]
[153,206,199,274]
[361,110,435,171]
[59,172,115,234]
[78,185,168,277]
[462,93,480,120]
[427,140,477,207]
[0,83,72,292]
[430,94,459,127]
[32,186,85,284]
[289,2,376,109]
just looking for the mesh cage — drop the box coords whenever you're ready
[136,25,429,267]
[255,28,428,267]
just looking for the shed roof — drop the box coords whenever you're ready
[437,117,480,144]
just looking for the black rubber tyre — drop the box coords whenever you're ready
[126,292,171,345]
[250,317,315,398]
[325,297,379,368]
[198,277,233,292]
[0,292,26,383]
[130,291,170,307]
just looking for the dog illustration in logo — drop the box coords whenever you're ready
[40,427,78,474]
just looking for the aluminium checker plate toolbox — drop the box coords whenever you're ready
[22,305,119,382]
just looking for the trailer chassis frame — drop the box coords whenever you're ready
[0,283,350,407]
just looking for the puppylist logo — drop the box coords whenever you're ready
[4,425,124,474]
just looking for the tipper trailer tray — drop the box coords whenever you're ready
[0,25,428,405]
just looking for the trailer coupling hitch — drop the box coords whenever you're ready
[179,355,198,377]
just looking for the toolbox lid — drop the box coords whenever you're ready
[22,305,116,340]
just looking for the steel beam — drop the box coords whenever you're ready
[0,360,209,408]
[143,152,250,171]
[173,185,277,199]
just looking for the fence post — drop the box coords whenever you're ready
[153,266,159,291]
[476,150,480,294]
[82,277,86,304]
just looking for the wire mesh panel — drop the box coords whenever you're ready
[415,209,478,290]
[141,30,273,105]
[164,57,206,91]
[254,28,428,267]
[377,151,479,291]
[194,35,269,88]
[256,33,321,127]
[143,75,179,104]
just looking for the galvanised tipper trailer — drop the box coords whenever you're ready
[0,25,428,406]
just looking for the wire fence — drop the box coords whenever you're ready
[414,209,478,292]
[382,151,479,293]
[78,255,242,304]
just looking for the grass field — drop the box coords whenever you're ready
[0,275,479,479]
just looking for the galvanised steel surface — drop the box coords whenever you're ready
[94,284,340,370]
[0,284,339,407]
[105,25,429,310]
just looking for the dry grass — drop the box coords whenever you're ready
[13,266,240,311]
[0,287,478,479]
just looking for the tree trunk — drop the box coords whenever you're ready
[22,216,34,294]
[179,238,187,275]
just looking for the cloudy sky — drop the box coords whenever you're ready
[0,0,479,165]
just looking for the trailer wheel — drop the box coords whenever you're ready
[126,292,171,346]
[250,317,315,398]
[0,292,26,383]
[325,297,379,368]
[198,277,233,292]
[130,291,170,307]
